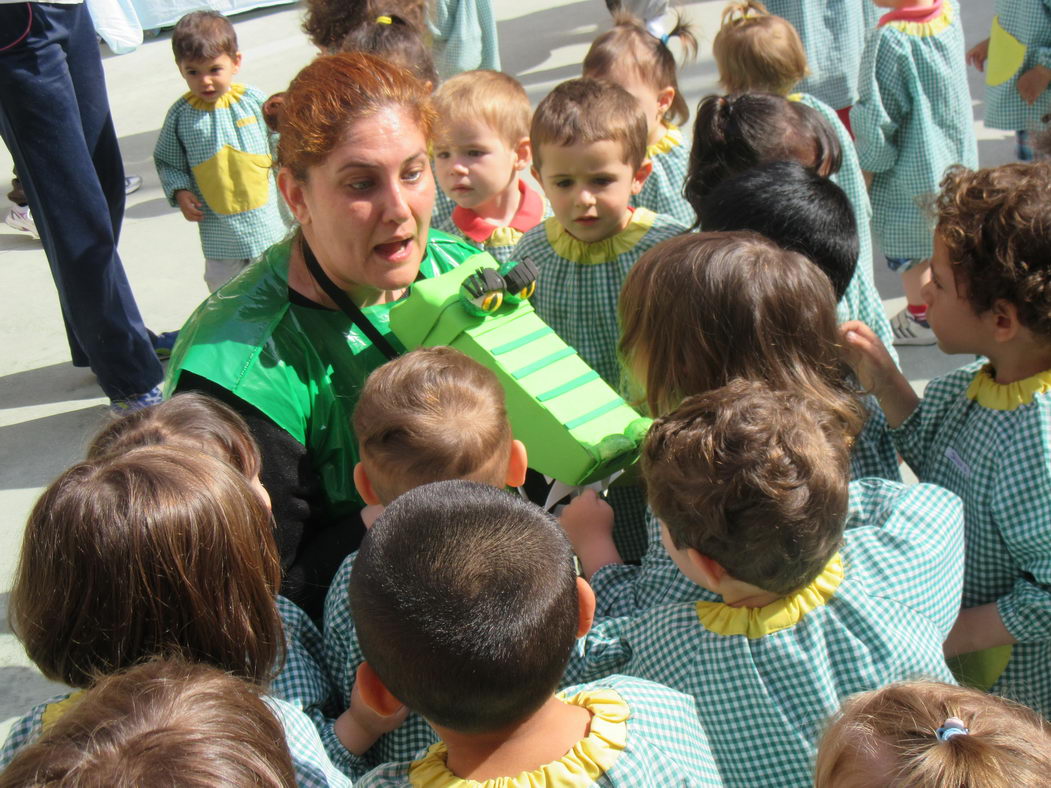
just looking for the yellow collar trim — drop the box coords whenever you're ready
[884,2,953,37]
[965,364,1051,411]
[647,125,682,159]
[42,691,86,732]
[545,208,657,265]
[407,688,629,787]
[486,226,525,249]
[184,83,247,111]
[696,554,844,639]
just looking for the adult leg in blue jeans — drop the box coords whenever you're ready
[0,2,162,402]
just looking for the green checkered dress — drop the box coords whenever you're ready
[567,479,964,788]
[631,125,695,227]
[354,676,725,786]
[153,84,288,261]
[0,691,350,787]
[431,177,456,230]
[323,553,440,778]
[434,182,550,264]
[982,0,1051,132]
[891,359,1051,718]
[429,0,500,80]
[767,0,868,110]
[851,0,978,260]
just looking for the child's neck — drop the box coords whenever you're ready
[564,207,635,245]
[470,179,522,227]
[893,0,936,9]
[647,120,669,148]
[987,339,1051,385]
[436,695,592,780]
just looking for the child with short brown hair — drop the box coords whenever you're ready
[0,659,297,788]
[430,70,543,263]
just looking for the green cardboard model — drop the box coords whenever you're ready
[389,253,651,487]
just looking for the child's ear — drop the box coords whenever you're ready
[356,662,404,716]
[513,137,532,171]
[504,439,528,488]
[631,159,653,195]
[353,462,383,506]
[232,51,243,73]
[575,576,596,637]
[656,86,675,120]
[989,299,1022,343]
[687,549,726,591]
[277,168,310,225]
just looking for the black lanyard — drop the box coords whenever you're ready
[300,237,404,361]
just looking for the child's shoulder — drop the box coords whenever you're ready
[0,693,71,768]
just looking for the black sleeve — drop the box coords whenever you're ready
[175,372,364,620]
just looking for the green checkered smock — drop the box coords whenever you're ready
[323,552,440,778]
[851,0,978,261]
[983,0,1051,132]
[430,0,500,80]
[566,479,964,788]
[153,84,288,261]
[431,176,455,230]
[354,676,725,787]
[631,125,695,227]
[767,0,868,110]
[891,359,1051,718]
[0,691,350,787]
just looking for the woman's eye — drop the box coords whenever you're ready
[404,168,424,183]
[347,180,372,192]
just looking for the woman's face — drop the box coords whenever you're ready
[281,105,435,299]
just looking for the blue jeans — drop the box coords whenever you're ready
[0,3,161,399]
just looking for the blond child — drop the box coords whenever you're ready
[322,347,528,778]
[565,379,965,788]
[582,13,698,226]
[842,161,1051,719]
[154,11,288,293]
[431,71,544,263]
[349,480,725,787]
[851,0,977,345]
[816,681,1051,787]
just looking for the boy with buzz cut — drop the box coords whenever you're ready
[154,11,288,293]
[351,480,726,787]
[431,70,546,263]
[565,379,967,788]
[321,347,529,778]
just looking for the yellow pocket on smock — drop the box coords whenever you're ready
[987,16,1027,86]
[192,145,272,216]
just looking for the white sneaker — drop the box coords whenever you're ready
[891,307,936,346]
[124,175,143,195]
[5,206,38,238]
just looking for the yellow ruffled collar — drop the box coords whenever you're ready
[881,0,953,37]
[647,125,682,159]
[545,208,657,265]
[695,554,844,639]
[966,363,1051,411]
[41,691,85,731]
[184,83,247,111]
[408,688,629,787]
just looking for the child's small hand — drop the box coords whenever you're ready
[560,490,622,579]
[334,681,409,755]
[1017,65,1051,105]
[839,320,919,428]
[965,38,989,71]
[175,190,204,222]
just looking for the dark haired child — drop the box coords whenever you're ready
[852,0,977,345]
[565,379,965,788]
[0,659,297,788]
[698,161,899,481]
[349,480,725,786]
[688,92,897,362]
[842,161,1051,719]
[583,12,699,225]
[322,347,528,777]
[815,680,1051,787]
[154,10,288,292]
[0,446,348,786]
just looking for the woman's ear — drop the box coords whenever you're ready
[277,167,310,225]
[356,662,404,716]
[353,462,382,506]
[504,439,528,488]
[576,576,596,637]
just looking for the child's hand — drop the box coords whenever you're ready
[1017,65,1051,105]
[965,38,989,71]
[334,681,409,755]
[839,320,919,428]
[175,190,204,222]
[560,490,622,579]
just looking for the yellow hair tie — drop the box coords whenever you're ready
[376,15,392,24]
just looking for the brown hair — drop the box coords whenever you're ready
[0,659,296,788]
[643,379,849,594]
[713,2,808,95]
[303,0,427,53]
[582,12,698,127]
[815,681,1051,788]
[87,392,261,480]
[433,70,531,147]
[935,162,1051,341]
[531,78,648,171]
[340,12,438,87]
[171,10,238,63]
[352,347,512,502]
[10,446,283,688]
[277,52,436,180]
[618,231,865,438]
